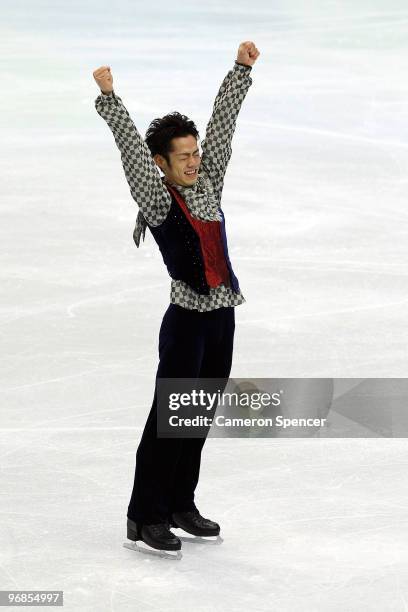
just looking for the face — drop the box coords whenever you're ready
[154,134,201,187]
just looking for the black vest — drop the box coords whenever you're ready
[140,193,240,296]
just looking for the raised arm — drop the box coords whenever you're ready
[200,42,260,199]
[93,66,171,228]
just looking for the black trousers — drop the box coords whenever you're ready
[127,303,235,526]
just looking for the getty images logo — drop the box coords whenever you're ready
[168,385,282,412]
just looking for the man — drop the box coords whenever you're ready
[93,41,260,558]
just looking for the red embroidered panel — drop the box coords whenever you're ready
[166,184,230,288]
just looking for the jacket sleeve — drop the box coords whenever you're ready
[200,63,253,200]
[94,91,171,226]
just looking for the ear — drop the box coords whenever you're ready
[153,153,166,171]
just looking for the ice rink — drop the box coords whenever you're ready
[2,0,408,610]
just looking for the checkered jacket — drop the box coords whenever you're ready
[95,62,253,311]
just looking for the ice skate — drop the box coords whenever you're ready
[170,511,224,545]
[123,519,182,560]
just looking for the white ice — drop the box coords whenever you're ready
[1,0,408,610]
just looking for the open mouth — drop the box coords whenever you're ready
[184,169,198,176]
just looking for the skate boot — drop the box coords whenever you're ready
[170,511,223,545]
[123,518,182,560]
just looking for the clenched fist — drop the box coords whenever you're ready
[93,65,114,94]
[236,41,260,67]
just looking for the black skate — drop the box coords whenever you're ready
[170,511,223,545]
[123,519,182,560]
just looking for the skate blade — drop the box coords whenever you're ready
[178,534,223,545]
[123,541,182,560]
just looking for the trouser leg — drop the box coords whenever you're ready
[127,304,205,525]
[168,306,235,514]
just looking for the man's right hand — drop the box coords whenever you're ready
[93,66,114,94]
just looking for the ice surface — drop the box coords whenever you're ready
[1,0,408,610]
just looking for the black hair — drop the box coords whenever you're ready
[145,111,199,166]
